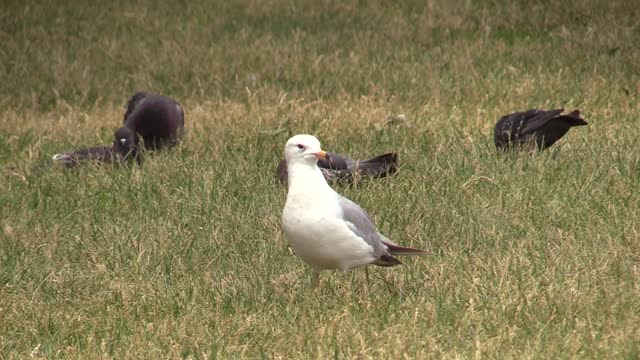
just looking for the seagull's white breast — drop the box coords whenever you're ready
[282,189,375,271]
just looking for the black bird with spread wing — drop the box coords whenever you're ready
[494,109,588,151]
[52,127,141,168]
[276,151,398,185]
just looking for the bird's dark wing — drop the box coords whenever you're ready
[559,110,588,126]
[317,152,350,170]
[520,109,565,134]
[123,92,149,124]
[123,93,184,149]
[276,159,288,184]
[52,147,117,167]
[346,152,398,178]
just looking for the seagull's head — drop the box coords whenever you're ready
[284,134,327,165]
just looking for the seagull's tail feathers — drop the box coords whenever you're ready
[352,152,398,178]
[383,241,430,256]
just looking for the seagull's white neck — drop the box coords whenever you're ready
[286,160,332,197]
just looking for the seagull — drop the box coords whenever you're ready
[281,134,428,286]
[275,151,398,186]
[52,127,141,168]
[121,91,185,150]
[494,108,588,151]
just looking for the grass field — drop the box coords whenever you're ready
[1,0,639,358]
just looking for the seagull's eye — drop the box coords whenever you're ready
[296,144,305,150]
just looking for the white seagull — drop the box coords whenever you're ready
[281,134,428,286]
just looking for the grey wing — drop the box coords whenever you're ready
[338,197,390,257]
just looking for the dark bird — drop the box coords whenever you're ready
[494,109,588,151]
[121,91,185,150]
[276,151,398,185]
[52,127,141,168]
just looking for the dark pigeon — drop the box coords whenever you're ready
[276,152,398,185]
[121,91,185,150]
[52,127,141,168]
[494,109,588,151]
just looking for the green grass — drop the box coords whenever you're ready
[1,0,639,358]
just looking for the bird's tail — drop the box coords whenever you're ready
[373,241,428,267]
[352,153,398,178]
[563,110,589,126]
[51,153,74,166]
[382,240,430,256]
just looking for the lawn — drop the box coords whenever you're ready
[1,0,639,358]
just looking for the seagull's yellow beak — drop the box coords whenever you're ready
[312,150,327,160]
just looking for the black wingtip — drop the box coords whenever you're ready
[373,254,403,267]
[383,241,430,256]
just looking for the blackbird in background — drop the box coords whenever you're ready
[276,151,398,186]
[494,109,588,151]
[120,91,185,150]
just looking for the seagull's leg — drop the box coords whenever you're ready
[341,269,352,292]
[365,266,371,288]
[311,270,320,288]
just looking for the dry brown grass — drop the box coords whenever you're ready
[1,0,639,358]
